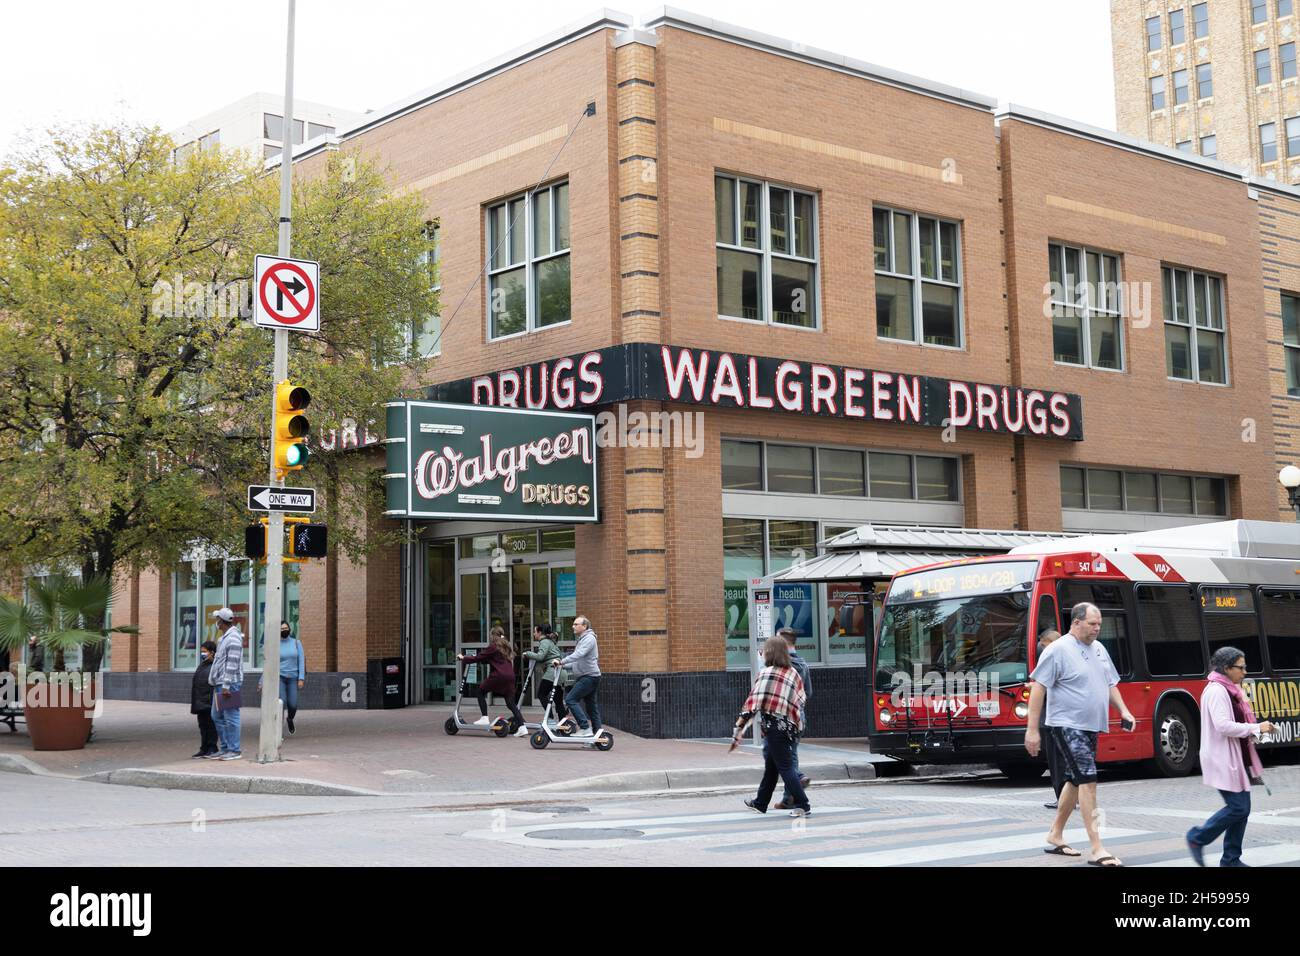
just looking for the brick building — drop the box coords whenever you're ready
[98,9,1300,737]
[1111,0,1300,182]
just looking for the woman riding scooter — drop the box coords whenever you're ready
[458,627,526,733]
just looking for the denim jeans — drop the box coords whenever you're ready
[211,681,242,753]
[565,675,601,731]
[1189,789,1251,866]
[279,676,299,720]
[763,732,802,803]
[754,725,809,812]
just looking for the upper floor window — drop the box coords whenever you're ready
[1049,243,1123,371]
[1172,68,1190,105]
[1262,122,1279,162]
[1150,74,1167,110]
[1061,466,1228,517]
[1201,134,1217,158]
[1282,42,1297,79]
[307,123,335,141]
[873,206,962,348]
[1256,49,1273,86]
[722,439,960,502]
[1193,3,1209,37]
[1176,140,1193,152]
[1288,116,1300,158]
[1283,293,1300,397]
[1146,15,1163,50]
[263,113,304,145]
[1253,0,1269,24]
[486,181,570,340]
[198,130,220,152]
[409,221,441,359]
[1163,266,1227,384]
[1169,8,1186,44]
[1282,0,1296,16]
[1196,62,1214,98]
[715,175,819,329]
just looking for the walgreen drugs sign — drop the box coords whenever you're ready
[384,401,598,522]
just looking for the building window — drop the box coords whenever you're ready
[1172,69,1190,104]
[873,206,962,347]
[715,175,819,328]
[1150,74,1167,110]
[1196,63,1213,98]
[1193,3,1209,37]
[1262,122,1279,162]
[1257,49,1273,85]
[1201,134,1217,158]
[1284,293,1300,396]
[198,130,220,152]
[1288,117,1300,157]
[1169,8,1186,44]
[1146,15,1163,50]
[1283,42,1297,79]
[408,221,441,358]
[1282,0,1296,16]
[263,114,304,144]
[174,141,196,164]
[1163,266,1227,384]
[1060,466,1228,516]
[486,181,570,339]
[1253,0,1269,24]
[722,438,959,502]
[307,122,335,140]
[1049,243,1123,370]
[1176,140,1193,152]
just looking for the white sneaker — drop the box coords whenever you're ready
[473,716,491,726]
[573,728,594,738]
[514,725,530,737]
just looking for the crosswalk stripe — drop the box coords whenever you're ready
[1138,843,1300,867]
[792,826,1149,867]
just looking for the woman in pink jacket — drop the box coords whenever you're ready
[1186,646,1276,867]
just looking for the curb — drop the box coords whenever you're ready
[0,753,52,776]
[81,768,385,797]
[530,759,881,794]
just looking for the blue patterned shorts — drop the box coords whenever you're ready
[1049,727,1099,786]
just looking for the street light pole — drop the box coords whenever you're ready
[1280,466,1300,520]
[258,0,296,764]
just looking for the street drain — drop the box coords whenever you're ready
[515,805,590,815]
[526,828,644,841]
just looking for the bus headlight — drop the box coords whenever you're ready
[878,709,893,725]
[1014,702,1029,719]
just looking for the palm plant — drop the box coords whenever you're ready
[0,574,136,678]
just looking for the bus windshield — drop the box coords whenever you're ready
[875,561,1036,693]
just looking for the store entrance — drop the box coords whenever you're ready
[420,527,576,704]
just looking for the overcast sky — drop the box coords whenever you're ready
[1,0,1115,154]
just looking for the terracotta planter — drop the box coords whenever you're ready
[24,678,94,751]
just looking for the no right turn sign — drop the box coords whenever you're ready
[254,254,320,331]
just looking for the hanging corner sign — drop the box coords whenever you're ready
[254,254,320,331]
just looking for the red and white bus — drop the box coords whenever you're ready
[870,520,1300,778]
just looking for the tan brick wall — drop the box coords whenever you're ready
[1260,189,1300,518]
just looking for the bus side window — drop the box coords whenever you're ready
[1057,581,1134,677]
[1261,589,1300,671]
[1034,594,1059,663]
[1136,584,1206,678]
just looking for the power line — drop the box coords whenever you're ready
[419,101,596,359]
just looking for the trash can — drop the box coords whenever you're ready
[366,657,406,709]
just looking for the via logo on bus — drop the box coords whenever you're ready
[1135,553,1186,582]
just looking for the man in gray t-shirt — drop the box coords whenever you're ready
[1025,602,1135,867]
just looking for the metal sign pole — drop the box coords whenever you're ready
[258,0,295,764]
[747,578,774,748]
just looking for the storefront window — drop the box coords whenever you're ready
[459,535,498,559]
[722,440,764,490]
[724,518,764,669]
[201,559,227,657]
[541,527,576,552]
[768,520,820,663]
[228,560,252,666]
[501,531,538,556]
[425,541,456,702]
[460,572,487,646]
[174,564,200,670]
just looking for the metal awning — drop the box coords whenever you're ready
[767,524,1087,584]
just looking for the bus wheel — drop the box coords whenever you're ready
[1153,700,1198,777]
[997,763,1045,783]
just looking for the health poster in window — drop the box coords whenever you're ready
[772,583,814,649]
[555,573,577,618]
[725,581,750,664]
[178,606,197,650]
[827,584,869,656]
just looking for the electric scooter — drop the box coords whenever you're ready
[511,661,544,736]
[528,662,613,751]
[443,660,511,737]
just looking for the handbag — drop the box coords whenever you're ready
[215,689,242,711]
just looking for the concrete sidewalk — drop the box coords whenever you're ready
[0,700,895,800]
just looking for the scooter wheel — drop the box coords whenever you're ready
[555,722,573,737]
[530,731,549,750]
[594,732,614,752]
[492,720,509,738]
[444,717,459,736]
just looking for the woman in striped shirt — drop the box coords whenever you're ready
[731,635,810,817]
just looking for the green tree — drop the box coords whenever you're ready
[0,124,437,631]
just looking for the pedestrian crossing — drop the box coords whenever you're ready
[460,801,1300,866]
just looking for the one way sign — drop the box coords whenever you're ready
[254,254,320,331]
[248,485,317,513]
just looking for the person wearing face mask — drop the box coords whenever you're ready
[192,640,219,758]
[259,622,306,736]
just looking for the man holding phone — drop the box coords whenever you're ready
[1025,602,1136,867]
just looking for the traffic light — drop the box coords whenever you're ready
[273,380,311,477]
[245,524,266,560]
[289,523,328,558]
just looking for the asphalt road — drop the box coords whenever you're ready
[5,764,1299,867]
